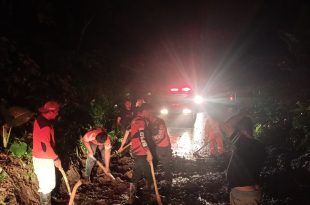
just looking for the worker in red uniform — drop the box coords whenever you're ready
[82,128,111,181]
[128,103,153,204]
[116,99,133,133]
[204,116,224,156]
[32,101,61,205]
[149,110,172,193]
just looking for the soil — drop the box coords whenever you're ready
[1,150,309,205]
[0,153,39,205]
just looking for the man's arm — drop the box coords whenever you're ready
[82,136,94,157]
[118,129,130,153]
[104,140,111,172]
[116,116,121,126]
[138,121,152,162]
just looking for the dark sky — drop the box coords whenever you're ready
[1,0,309,95]
[79,0,309,93]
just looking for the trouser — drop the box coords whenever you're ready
[230,188,261,205]
[32,157,56,194]
[209,135,224,156]
[85,143,105,178]
[156,147,173,184]
[132,155,152,184]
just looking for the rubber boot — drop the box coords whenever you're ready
[39,192,51,205]
[128,183,136,204]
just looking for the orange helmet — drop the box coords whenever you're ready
[39,101,60,113]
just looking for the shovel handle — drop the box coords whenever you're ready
[68,180,82,205]
[193,140,212,155]
[90,156,115,180]
[111,143,131,157]
[59,168,72,195]
[149,161,162,205]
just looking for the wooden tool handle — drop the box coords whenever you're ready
[149,161,162,205]
[68,180,82,205]
[59,168,72,195]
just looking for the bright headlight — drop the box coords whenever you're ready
[194,95,204,104]
[160,108,169,115]
[182,108,192,114]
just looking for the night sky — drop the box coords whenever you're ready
[1,0,309,96]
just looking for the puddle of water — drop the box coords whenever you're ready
[170,112,208,159]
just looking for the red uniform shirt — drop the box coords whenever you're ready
[32,115,58,159]
[151,117,171,148]
[83,128,111,146]
[130,115,150,156]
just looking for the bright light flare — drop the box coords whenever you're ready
[170,88,179,92]
[182,108,192,115]
[160,108,169,115]
[176,131,192,157]
[194,95,204,104]
[181,87,191,92]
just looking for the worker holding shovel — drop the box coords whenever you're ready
[32,101,62,205]
[127,103,155,204]
[149,111,172,195]
[82,128,111,182]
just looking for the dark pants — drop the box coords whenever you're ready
[132,155,152,184]
[85,143,105,178]
[156,147,173,184]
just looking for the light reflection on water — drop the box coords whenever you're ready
[170,112,206,159]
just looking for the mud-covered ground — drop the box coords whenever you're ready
[51,153,230,205]
[1,149,310,205]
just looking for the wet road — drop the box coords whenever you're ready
[169,112,207,159]
[56,112,230,204]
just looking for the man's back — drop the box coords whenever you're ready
[227,135,265,188]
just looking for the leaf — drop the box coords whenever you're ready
[9,142,28,158]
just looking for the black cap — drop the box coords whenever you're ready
[96,131,108,143]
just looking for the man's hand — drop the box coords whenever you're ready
[54,158,62,169]
[117,147,123,154]
[146,152,153,163]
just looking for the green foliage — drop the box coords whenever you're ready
[89,96,117,130]
[289,102,310,152]
[252,96,310,152]
[254,123,263,138]
[108,129,123,147]
[9,141,28,158]
[0,170,8,182]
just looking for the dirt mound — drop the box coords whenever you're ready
[0,152,40,205]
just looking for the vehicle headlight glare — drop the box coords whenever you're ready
[160,108,169,115]
[194,95,204,104]
[182,108,192,114]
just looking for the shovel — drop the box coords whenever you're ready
[193,139,212,157]
[90,156,115,180]
[58,167,71,196]
[68,180,82,205]
[111,143,131,158]
[148,161,162,205]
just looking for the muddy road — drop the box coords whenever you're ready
[53,122,230,205]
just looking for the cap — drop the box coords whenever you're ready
[39,101,60,113]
